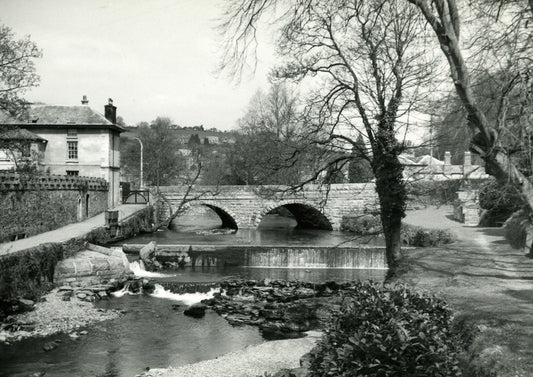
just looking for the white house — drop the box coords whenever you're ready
[0,97,124,207]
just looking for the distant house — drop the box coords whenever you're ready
[0,128,48,171]
[0,97,124,207]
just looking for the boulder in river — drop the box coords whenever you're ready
[184,303,207,318]
[139,241,156,263]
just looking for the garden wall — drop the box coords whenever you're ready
[0,173,108,243]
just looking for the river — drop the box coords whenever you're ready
[0,210,385,377]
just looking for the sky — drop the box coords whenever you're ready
[1,0,276,130]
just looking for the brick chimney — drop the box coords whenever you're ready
[104,98,116,124]
[81,95,89,105]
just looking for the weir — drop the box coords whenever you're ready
[123,243,387,270]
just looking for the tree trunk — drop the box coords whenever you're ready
[373,145,407,276]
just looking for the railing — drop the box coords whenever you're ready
[122,189,150,204]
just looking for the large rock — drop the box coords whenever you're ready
[184,303,207,318]
[54,246,132,287]
[139,241,157,263]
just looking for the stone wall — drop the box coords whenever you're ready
[454,189,481,226]
[155,183,379,231]
[0,173,108,243]
[0,205,152,302]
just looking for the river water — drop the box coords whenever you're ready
[0,210,385,377]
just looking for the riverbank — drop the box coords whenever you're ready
[141,331,321,377]
[0,288,121,344]
[399,206,533,376]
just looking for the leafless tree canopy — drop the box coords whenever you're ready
[0,25,42,119]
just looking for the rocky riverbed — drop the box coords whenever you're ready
[0,276,155,345]
[201,279,359,339]
[0,288,121,344]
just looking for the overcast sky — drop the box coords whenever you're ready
[1,0,275,130]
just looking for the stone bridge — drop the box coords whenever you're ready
[155,183,378,231]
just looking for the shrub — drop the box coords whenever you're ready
[503,209,530,249]
[401,223,455,247]
[341,215,455,247]
[340,214,382,235]
[307,282,462,376]
[406,180,463,207]
[479,179,522,226]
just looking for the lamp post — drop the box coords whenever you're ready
[133,137,144,189]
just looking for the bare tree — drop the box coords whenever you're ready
[220,0,437,271]
[0,25,41,119]
[408,0,533,211]
[156,147,220,229]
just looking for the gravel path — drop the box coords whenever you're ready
[141,331,322,377]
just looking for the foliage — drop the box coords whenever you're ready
[120,118,188,187]
[140,117,187,186]
[340,214,382,235]
[341,214,455,247]
[401,223,455,247]
[227,83,319,185]
[188,133,201,146]
[307,282,462,376]
[503,209,530,249]
[0,25,42,118]
[479,179,523,226]
[406,180,463,207]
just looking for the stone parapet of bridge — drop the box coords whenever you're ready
[154,183,379,231]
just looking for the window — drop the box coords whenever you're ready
[66,170,79,176]
[21,144,31,157]
[67,140,78,160]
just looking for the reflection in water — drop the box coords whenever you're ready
[124,211,383,248]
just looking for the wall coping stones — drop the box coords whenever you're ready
[0,172,108,191]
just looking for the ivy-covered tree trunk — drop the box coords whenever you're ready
[373,127,407,273]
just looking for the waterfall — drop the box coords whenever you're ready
[111,281,143,297]
[150,284,219,305]
[244,246,387,269]
[129,260,172,278]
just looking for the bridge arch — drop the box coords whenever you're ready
[254,201,333,230]
[197,202,239,230]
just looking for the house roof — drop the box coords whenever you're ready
[0,105,124,132]
[398,154,417,165]
[0,127,48,142]
[417,155,445,165]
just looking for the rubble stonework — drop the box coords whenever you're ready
[0,173,108,242]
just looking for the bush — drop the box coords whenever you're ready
[406,180,463,207]
[401,223,455,247]
[341,215,455,247]
[479,179,522,226]
[308,282,462,376]
[340,214,382,235]
[504,209,530,249]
